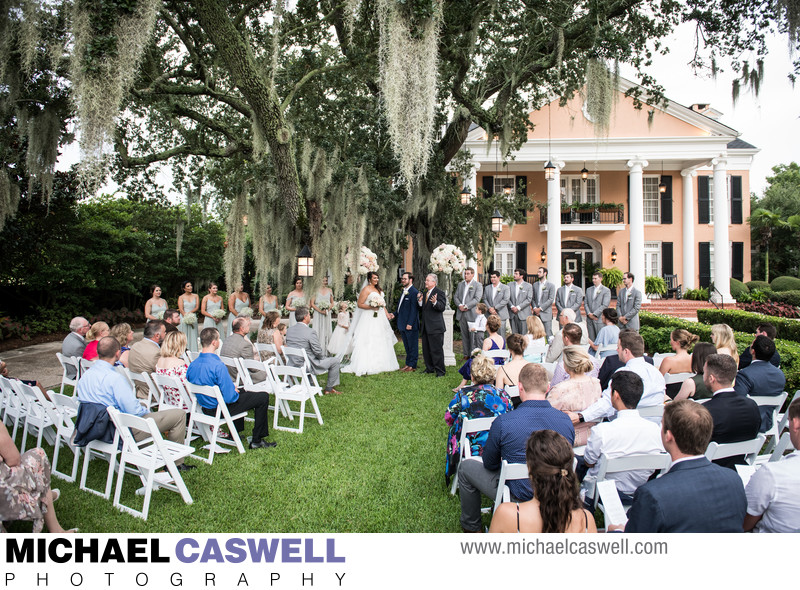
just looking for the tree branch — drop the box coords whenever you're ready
[281,63,348,112]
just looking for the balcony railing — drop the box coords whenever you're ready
[539,206,624,225]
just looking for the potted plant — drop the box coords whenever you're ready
[645,275,668,299]
[600,267,624,297]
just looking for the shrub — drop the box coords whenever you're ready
[770,276,800,292]
[639,326,674,355]
[730,278,749,299]
[696,308,800,342]
[737,288,774,303]
[772,290,800,307]
[645,276,667,296]
[746,280,771,291]
[499,274,514,284]
[683,287,709,301]
[737,302,800,319]
[600,267,624,289]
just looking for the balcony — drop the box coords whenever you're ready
[538,204,625,232]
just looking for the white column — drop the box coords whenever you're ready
[467,162,481,271]
[681,169,697,290]
[546,160,565,280]
[627,157,648,301]
[712,156,734,302]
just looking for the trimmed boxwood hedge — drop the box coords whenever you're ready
[640,310,800,397]
[696,308,800,343]
[730,278,749,299]
[770,276,800,292]
[772,290,800,307]
[746,280,771,291]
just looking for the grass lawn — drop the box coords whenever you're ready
[8,342,481,533]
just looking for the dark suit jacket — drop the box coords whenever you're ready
[625,457,747,532]
[418,287,446,334]
[733,360,786,431]
[396,285,419,332]
[704,389,761,468]
[598,354,654,391]
[164,322,180,334]
[738,346,780,369]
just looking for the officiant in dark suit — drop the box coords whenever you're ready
[417,273,447,377]
[391,271,419,372]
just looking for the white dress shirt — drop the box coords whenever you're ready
[745,450,800,533]
[581,357,666,423]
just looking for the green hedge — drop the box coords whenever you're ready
[696,308,800,343]
[730,278,749,299]
[772,290,800,307]
[746,280,771,291]
[770,276,800,292]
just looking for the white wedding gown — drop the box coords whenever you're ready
[342,305,399,376]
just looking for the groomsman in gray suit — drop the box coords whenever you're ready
[555,272,584,323]
[455,267,483,354]
[617,271,643,331]
[585,271,611,340]
[531,266,556,338]
[508,268,534,335]
[482,270,510,336]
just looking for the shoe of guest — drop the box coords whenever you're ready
[249,440,278,449]
[176,463,197,472]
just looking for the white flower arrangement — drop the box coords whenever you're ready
[430,243,466,275]
[238,307,254,318]
[154,310,165,320]
[358,246,379,275]
[317,299,331,311]
[279,305,289,318]
[182,312,197,326]
[211,309,226,319]
[290,297,306,308]
[366,292,386,317]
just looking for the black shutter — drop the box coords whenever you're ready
[731,176,743,224]
[698,176,710,224]
[626,176,630,225]
[660,175,673,224]
[515,175,528,223]
[732,242,744,281]
[516,242,527,276]
[482,175,494,197]
[699,242,711,288]
[662,242,674,276]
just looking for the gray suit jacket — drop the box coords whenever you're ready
[532,280,556,323]
[219,332,265,384]
[482,283,510,320]
[508,281,534,321]
[128,339,161,399]
[62,332,87,358]
[584,285,611,320]
[284,322,328,373]
[617,287,642,331]
[455,280,483,321]
[555,285,584,322]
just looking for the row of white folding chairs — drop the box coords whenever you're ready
[0,376,58,453]
[55,353,97,395]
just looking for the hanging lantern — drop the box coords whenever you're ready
[460,185,472,205]
[544,161,556,181]
[491,210,503,233]
[581,166,589,181]
[297,244,314,277]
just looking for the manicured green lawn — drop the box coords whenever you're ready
[10,343,477,533]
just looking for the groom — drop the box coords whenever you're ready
[417,273,447,377]
[390,271,419,372]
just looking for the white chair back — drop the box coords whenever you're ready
[653,352,675,369]
[150,372,192,414]
[704,434,766,466]
[219,356,243,387]
[749,392,789,441]
[493,460,530,511]
[268,364,323,434]
[50,393,81,482]
[55,353,81,394]
[255,343,284,365]
[636,404,665,419]
[483,349,509,364]
[664,372,694,385]
[79,358,96,374]
[184,382,246,463]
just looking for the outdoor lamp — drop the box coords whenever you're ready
[503,185,513,196]
[297,244,314,277]
[540,247,546,263]
[544,161,556,181]
[611,246,618,264]
[659,178,667,193]
[581,166,589,181]
[491,210,503,233]
[460,185,472,205]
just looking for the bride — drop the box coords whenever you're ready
[343,271,400,376]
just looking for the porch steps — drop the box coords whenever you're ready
[639,299,716,321]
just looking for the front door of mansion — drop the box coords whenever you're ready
[561,240,595,291]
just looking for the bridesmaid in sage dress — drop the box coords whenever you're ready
[258,283,278,316]
[285,277,305,327]
[227,284,251,337]
[202,282,225,333]
[178,281,200,352]
[145,285,167,320]
[310,276,333,350]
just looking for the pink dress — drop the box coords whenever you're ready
[155,363,189,410]
[548,378,602,446]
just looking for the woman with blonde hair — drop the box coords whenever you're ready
[110,323,134,367]
[548,345,602,446]
[523,315,547,363]
[659,329,699,376]
[155,330,190,410]
[711,323,739,365]
[81,321,110,361]
[489,430,596,533]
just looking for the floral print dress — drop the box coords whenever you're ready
[155,363,190,410]
[0,448,52,533]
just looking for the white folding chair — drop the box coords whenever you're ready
[12,381,56,453]
[449,416,496,495]
[493,460,530,512]
[78,430,120,501]
[749,392,789,445]
[0,376,25,441]
[184,351,201,363]
[755,431,795,465]
[79,358,95,375]
[636,403,665,419]
[50,393,81,482]
[483,349,510,364]
[540,361,556,375]
[582,453,672,510]
[184,383,247,464]
[282,346,324,397]
[55,353,81,394]
[704,434,766,466]
[764,395,795,454]
[652,352,675,369]
[255,343,284,365]
[268,365,323,434]
[596,344,618,357]
[664,372,694,386]
[220,356,243,388]
[150,373,191,414]
[237,358,288,419]
[107,408,193,521]
[123,368,160,410]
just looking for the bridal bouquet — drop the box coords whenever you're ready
[154,311,165,320]
[278,305,289,318]
[238,307,254,318]
[366,292,386,317]
[430,243,466,274]
[358,246,379,275]
[211,309,226,319]
[182,312,197,326]
[290,297,306,308]
[317,300,331,311]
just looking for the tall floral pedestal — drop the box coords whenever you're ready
[443,309,456,366]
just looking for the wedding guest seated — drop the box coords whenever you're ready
[579,372,664,506]
[616,400,747,533]
[548,346,602,446]
[163,309,182,334]
[284,307,342,395]
[257,310,284,361]
[523,315,547,363]
[597,343,655,391]
[495,334,529,406]
[739,322,781,369]
[110,322,134,368]
[0,422,76,533]
[712,323,739,365]
[81,321,110,361]
[744,397,800,533]
[458,363,574,533]
[550,323,601,388]
[454,314,506,392]
[588,308,619,358]
[733,335,786,432]
[187,328,275,449]
[660,328,700,398]
[444,354,513,488]
[221,317,266,387]
[0,359,47,398]
[62,317,90,372]
[674,342,716,401]
[128,320,166,400]
[489,430,596,533]
[545,309,588,363]
[155,331,190,410]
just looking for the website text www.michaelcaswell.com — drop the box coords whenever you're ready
[460,538,667,556]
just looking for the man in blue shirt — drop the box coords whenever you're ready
[76,337,193,470]
[458,363,575,532]
[186,327,275,449]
